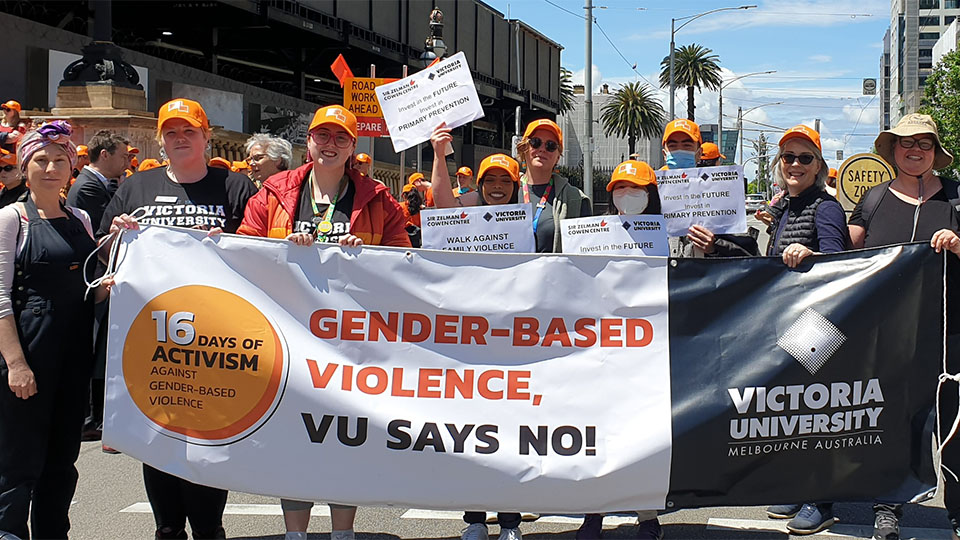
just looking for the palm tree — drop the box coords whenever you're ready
[559,67,576,114]
[658,44,722,121]
[599,82,666,156]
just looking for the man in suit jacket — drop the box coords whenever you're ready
[65,129,129,447]
[67,130,129,230]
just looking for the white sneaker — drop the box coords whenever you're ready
[331,530,355,540]
[497,528,522,540]
[461,522,490,540]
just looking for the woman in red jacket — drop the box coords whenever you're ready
[238,104,408,540]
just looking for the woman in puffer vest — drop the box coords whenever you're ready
[767,125,849,268]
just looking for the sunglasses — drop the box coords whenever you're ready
[310,130,354,149]
[0,165,14,172]
[528,137,559,153]
[898,137,935,151]
[780,153,816,165]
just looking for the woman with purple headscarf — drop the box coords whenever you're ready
[0,120,111,539]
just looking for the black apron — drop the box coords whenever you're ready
[0,197,96,539]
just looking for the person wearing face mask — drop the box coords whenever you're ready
[661,119,759,258]
[697,142,725,168]
[578,160,663,540]
[847,113,960,540]
[605,160,661,216]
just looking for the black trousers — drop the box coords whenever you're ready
[0,367,86,539]
[143,465,228,536]
[463,511,522,528]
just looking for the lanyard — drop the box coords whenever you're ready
[522,175,553,235]
[309,172,349,242]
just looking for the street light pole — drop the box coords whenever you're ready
[668,5,756,121]
[584,0,594,201]
[718,70,775,162]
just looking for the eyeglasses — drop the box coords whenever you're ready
[528,137,559,153]
[247,153,268,164]
[898,137,935,151]
[0,165,15,172]
[310,130,354,149]
[780,153,816,165]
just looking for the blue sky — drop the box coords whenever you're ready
[486,0,890,178]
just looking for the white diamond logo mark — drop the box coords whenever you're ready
[777,308,846,375]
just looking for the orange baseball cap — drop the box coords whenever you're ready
[1,101,20,112]
[208,157,231,169]
[355,153,371,163]
[76,145,88,157]
[828,167,838,179]
[606,160,657,191]
[232,160,250,172]
[401,183,415,194]
[662,119,702,145]
[457,166,473,177]
[779,124,821,151]
[408,172,425,184]
[127,145,139,154]
[477,154,520,183]
[700,142,725,160]
[523,119,562,147]
[158,98,209,134]
[138,158,163,171]
[0,148,16,166]
[309,105,357,139]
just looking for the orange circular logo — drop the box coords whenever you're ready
[122,285,287,444]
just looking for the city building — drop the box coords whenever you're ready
[880,28,893,131]
[0,0,563,185]
[883,0,960,127]
[558,84,662,172]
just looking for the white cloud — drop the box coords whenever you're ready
[809,55,833,63]
[842,103,880,125]
[570,64,604,93]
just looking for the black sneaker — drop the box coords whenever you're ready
[766,503,803,519]
[787,504,836,535]
[873,507,900,540]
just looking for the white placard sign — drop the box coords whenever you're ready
[376,51,485,153]
[420,203,535,253]
[561,215,668,256]
[656,165,748,237]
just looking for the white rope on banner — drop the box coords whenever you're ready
[83,208,148,300]
[936,250,960,483]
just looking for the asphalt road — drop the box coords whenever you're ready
[68,438,954,540]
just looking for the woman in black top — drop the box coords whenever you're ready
[849,113,960,540]
[103,99,256,540]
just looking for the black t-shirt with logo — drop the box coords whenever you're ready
[294,175,354,243]
[97,166,257,237]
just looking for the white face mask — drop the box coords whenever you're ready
[613,189,649,215]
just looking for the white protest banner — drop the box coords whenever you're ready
[656,165,747,237]
[561,215,668,256]
[375,51,485,153]
[421,203,535,253]
[104,226,671,513]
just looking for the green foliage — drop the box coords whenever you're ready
[659,44,722,121]
[599,82,666,156]
[560,67,576,115]
[920,49,960,179]
[747,181,760,195]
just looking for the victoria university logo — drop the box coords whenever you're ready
[777,308,846,374]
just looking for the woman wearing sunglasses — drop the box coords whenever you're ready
[0,149,24,208]
[765,125,848,269]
